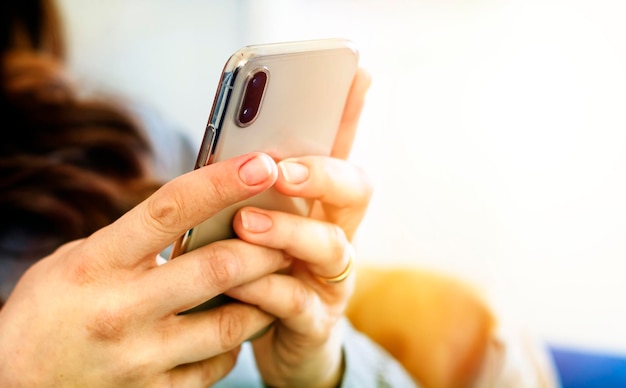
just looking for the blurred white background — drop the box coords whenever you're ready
[57,0,626,354]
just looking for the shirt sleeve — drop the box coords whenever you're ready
[339,318,420,388]
[215,319,419,388]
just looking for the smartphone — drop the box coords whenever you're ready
[171,38,358,256]
[170,39,358,310]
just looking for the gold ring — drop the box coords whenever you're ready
[317,244,355,284]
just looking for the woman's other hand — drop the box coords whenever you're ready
[226,69,372,387]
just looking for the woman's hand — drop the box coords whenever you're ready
[0,153,291,387]
[225,69,373,387]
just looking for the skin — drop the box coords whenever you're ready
[0,69,371,387]
[228,68,373,387]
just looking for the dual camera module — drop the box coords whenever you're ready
[236,68,268,127]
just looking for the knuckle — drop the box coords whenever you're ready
[287,283,310,317]
[85,307,157,382]
[143,186,187,237]
[67,258,98,285]
[329,224,348,259]
[165,350,237,387]
[85,305,129,343]
[115,353,152,386]
[195,244,241,291]
[216,308,246,350]
[65,241,115,285]
[196,353,237,386]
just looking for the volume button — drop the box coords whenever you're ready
[196,124,217,168]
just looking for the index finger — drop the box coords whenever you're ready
[89,152,278,265]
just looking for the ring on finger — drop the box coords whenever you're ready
[317,243,355,284]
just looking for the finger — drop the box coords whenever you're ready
[331,67,371,159]
[275,156,372,209]
[162,302,274,367]
[138,239,291,315]
[166,347,240,388]
[89,153,278,266]
[226,274,314,320]
[225,273,339,339]
[274,156,372,239]
[233,208,352,280]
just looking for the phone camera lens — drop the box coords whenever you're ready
[238,69,268,126]
[251,74,262,88]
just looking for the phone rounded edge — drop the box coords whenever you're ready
[224,38,359,69]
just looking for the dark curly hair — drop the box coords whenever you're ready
[0,1,164,306]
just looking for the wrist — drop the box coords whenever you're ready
[297,325,346,388]
[320,346,345,388]
[263,326,345,388]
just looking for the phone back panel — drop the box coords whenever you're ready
[173,39,358,256]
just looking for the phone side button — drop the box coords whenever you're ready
[195,124,217,168]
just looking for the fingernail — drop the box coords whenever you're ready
[239,154,275,186]
[241,210,273,233]
[279,160,309,184]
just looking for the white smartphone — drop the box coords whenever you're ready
[170,38,359,262]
